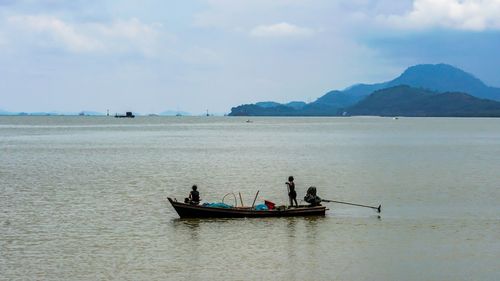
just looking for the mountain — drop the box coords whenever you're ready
[230,104,299,116]
[341,82,387,98]
[311,90,363,109]
[342,64,500,102]
[78,111,105,116]
[228,63,500,116]
[253,101,307,109]
[24,112,61,116]
[346,85,500,117]
[159,110,191,116]
[255,101,282,108]
[387,64,500,101]
[285,101,307,109]
[230,101,308,116]
[0,108,13,115]
[0,110,105,116]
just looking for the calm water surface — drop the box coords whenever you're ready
[1,116,499,280]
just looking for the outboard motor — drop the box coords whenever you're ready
[304,186,322,206]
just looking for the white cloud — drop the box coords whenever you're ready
[90,18,167,56]
[379,0,500,31]
[194,0,312,30]
[5,15,168,56]
[7,15,101,52]
[250,22,315,38]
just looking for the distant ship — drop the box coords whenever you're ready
[115,112,135,118]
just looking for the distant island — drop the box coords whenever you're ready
[0,110,107,116]
[0,109,194,117]
[229,64,500,117]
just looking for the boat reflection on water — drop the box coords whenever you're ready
[170,215,325,244]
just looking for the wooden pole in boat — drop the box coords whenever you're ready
[251,190,259,208]
[322,199,381,213]
[239,192,244,207]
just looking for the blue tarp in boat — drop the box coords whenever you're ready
[202,202,233,208]
[254,204,268,210]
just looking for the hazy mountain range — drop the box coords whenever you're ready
[0,109,194,116]
[229,64,500,117]
[3,63,500,117]
[0,110,105,116]
[158,110,191,116]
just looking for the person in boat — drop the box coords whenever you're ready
[286,176,298,207]
[304,186,322,206]
[185,185,200,205]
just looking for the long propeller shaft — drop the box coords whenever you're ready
[322,199,381,213]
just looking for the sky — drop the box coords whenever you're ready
[0,0,499,114]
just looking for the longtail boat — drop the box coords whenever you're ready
[167,197,326,218]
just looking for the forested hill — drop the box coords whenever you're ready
[229,64,500,117]
[345,86,500,117]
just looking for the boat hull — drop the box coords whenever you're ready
[167,197,326,218]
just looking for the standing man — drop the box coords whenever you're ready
[286,176,298,207]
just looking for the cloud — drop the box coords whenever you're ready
[250,22,315,38]
[5,15,168,56]
[7,15,102,52]
[379,0,500,31]
[194,0,312,30]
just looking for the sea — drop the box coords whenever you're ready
[1,116,499,280]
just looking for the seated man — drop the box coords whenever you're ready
[304,186,322,206]
[185,185,200,205]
